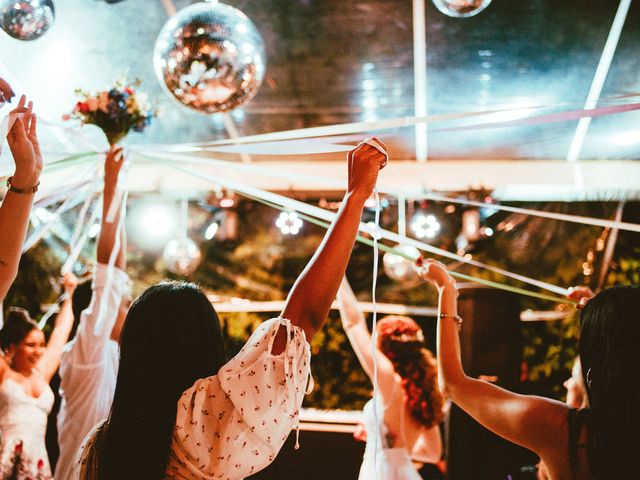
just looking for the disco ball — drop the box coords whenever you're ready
[153,1,266,114]
[163,237,202,276]
[432,0,492,18]
[382,245,422,283]
[0,0,54,41]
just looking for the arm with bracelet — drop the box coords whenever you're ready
[417,259,577,479]
[0,95,43,301]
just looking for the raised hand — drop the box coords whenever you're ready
[567,286,594,309]
[347,137,387,201]
[63,273,79,297]
[416,258,457,292]
[7,95,42,189]
[0,77,15,105]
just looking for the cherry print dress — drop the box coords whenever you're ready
[74,317,313,480]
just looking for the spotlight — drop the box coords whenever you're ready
[87,222,100,239]
[410,213,441,239]
[364,196,377,209]
[276,211,303,235]
[364,221,383,240]
[462,209,481,241]
[204,221,219,240]
[128,201,178,250]
[219,197,235,208]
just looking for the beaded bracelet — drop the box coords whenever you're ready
[439,313,463,329]
[6,176,39,194]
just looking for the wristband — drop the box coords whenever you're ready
[439,313,463,329]
[7,176,39,194]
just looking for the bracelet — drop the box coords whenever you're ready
[6,176,39,194]
[439,313,463,328]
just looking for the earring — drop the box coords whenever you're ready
[586,368,593,389]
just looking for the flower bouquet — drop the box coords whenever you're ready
[64,79,156,145]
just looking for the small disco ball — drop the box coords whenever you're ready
[153,0,266,114]
[382,245,422,283]
[432,0,492,18]
[0,0,55,41]
[163,237,202,276]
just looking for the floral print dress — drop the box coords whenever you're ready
[0,378,54,480]
[75,317,313,480]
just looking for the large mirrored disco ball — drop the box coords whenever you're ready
[163,237,203,276]
[154,0,266,114]
[0,0,55,41]
[382,245,422,283]
[431,0,491,18]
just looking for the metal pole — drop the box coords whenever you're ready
[413,0,428,162]
[566,0,632,162]
[597,201,625,290]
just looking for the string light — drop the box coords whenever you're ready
[410,213,441,239]
[276,211,303,235]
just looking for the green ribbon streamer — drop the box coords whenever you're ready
[229,191,577,306]
[44,151,100,171]
[144,154,578,306]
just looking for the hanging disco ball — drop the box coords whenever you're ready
[153,0,266,114]
[383,245,422,283]
[0,0,55,41]
[162,237,202,276]
[431,0,492,18]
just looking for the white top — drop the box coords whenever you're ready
[359,396,421,480]
[166,317,313,479]
[0,378,54,479]
[72,316,312,480]
[55,263,129,480]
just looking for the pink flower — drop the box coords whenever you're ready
[62,113,71,121]
[86,97,99,112]
[98,91,109,113]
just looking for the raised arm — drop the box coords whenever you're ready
[417,259,569,459]
[337,278,396,392]
[279,140,387,347]
[97,145,126,269]
[69,146,129,364]
[0,78,15,104]
[38,273,78,381]
[0,96,43,301]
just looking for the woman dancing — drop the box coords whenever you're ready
[0,275,77,479]
[337,279,444,479]
[418,258,640,479]
[73,139,388,480]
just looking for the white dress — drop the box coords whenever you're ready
[0,378,55,479]
[358,395,421,480]
[55,263,129,480]
[72,316,313,480]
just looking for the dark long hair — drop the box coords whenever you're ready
[0,307,38,351]
[98,282,226,480]
[570,286,640,478]
[376,315,444,428]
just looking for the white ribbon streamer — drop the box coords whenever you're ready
[420,193,640,234]
[131,148,640,235]
[145,153,570,296]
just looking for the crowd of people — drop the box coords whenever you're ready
[0,80,638,480]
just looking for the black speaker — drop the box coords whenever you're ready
[456,284,521,387]
[446,285,537,480]
[248,428,364,480]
